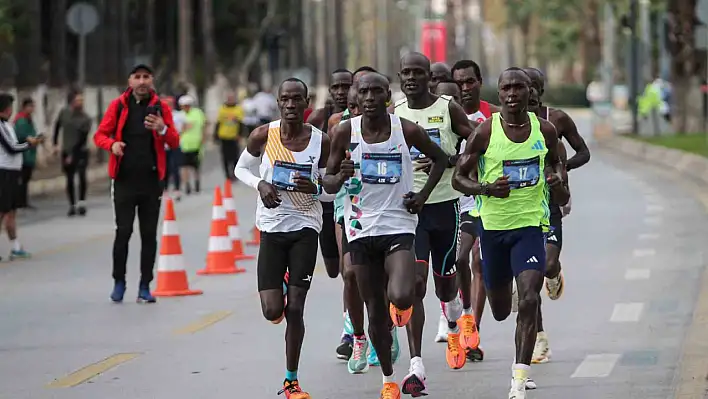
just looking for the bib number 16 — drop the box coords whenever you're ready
[377,161,387,176]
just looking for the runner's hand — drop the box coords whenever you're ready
[489,175,510,198]
[339,151,355,181]
[414,157,432,174]
[545,172,562,187]
[293,173,317,194]
[561,196,572,217]
[403,191,427,214]
[257,181,281,208]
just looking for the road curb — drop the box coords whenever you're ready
[596,134,708,398]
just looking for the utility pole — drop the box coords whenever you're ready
[639,0,651,81]
[629,0,640,134]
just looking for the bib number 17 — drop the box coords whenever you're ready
[518,167,527,181]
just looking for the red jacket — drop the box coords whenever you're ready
[93,89,180,180]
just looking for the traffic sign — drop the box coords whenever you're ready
[66,2,99,36]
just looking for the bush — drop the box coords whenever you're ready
[480,85,590,108]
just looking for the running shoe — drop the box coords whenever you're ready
[380,382,401,399]
[531,332,551,364]
[466,346,485,362]
[457,314,480,350]
[434,312,448,343]
[401,358,427,397]
[545,272,565,300]
[508,379,526,399]
[389,303,412,327]
[348,336,369,374]
[137,283,157,303]
[278,379,311,399]
[337,334,353,360]
[110,281,126,303]
[445,330,466,369]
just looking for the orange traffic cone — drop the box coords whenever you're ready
[152,198,203,297]
[197,187,239,275]
[246,226,261,246]
[223,180,249,270]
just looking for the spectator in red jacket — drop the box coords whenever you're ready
[94,64,180,304]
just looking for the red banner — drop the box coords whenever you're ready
[421,21,447,63]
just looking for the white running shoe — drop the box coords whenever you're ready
[401,357,427,397]
[435,312,448,343]
[508,379,527,399]
[532,332,551,364]
[545,272,565,300]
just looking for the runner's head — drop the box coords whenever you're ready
[356,72,390,117]
[497,67,531,114]
[527,87,541,114]
[523,67,545,97]
[277,77,309,123]
[452,59,482,108]
[347,85,360,117]
[399,52,431,98]
[330,69,353,110]
[430,62,451,91]
[353,66,377,84]
[434,79,461,104]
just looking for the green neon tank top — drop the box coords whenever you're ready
[477,112,550,230]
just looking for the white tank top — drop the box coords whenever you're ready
[256,120,324,233]
[344,115,417,241]
[459,110,488,213]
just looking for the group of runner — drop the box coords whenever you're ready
[234,52,590,399]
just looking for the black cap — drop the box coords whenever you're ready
[129,64,153,75]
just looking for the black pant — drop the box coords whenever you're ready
[219,139,239,180]
[62,150,88,206]
[111,178,163,285]
[17,165,33,208]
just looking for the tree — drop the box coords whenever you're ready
[235,0,278,86]
[201,0,218,83]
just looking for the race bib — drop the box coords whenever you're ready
[272,160,313,192]
[410,128,442,159]
[503,156,540,189]
[361,153,402,184]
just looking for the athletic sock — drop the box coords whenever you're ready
[513,363,530,382]
[285,369,298,381]
[463,307,473,315]
[383,372,396,384]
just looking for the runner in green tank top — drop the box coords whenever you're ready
[452,68,568,399]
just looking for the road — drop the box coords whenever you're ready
[1,114,707,399]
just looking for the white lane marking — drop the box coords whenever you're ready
[571,354,621,378]
[644,216,663,225]
[610,302,644,322]
[624,269,651,280]
[633,248,656,257]
[643,194,662,203]
[645,204,664,213]
[638,233,660,240]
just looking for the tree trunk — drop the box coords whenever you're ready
[237,0,278,86]
[178,0,193,84]
[667,0,702,133]
[201,0,217,83]
[578,0,601,85]
[49,0,67,87]
[146,0,155,66]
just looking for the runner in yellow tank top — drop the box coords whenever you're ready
[393,52,476,392]
[453,68,568,399]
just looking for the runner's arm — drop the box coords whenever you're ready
[322,121,352,194]
[233,125,268,189]
[452,120,491,196]
[317,133,335,201]
[327,112,343,138]
[541,119,570,206]
[553,109,590,170]
[402,118,447,200]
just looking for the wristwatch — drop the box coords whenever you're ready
[480,182,490,196]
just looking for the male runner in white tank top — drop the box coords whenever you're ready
[393,52,476,383]
[324,72,448,399]
[234,78,334,399]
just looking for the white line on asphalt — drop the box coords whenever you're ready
[638,233,660,240]
[633,248,656,257]
[644,216,663,225]
[571,354,621,378]
[610,302,644,322]
[645,204,664,213]
[643,194,663,203]
[624,269,651,280]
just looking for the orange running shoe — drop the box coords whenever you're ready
[278,379,311,399]
[389,303,413,327]
[380,382,401,399]
[446,331,467,369]
[457,314,480,350]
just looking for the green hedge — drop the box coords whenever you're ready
[480,85,590,108]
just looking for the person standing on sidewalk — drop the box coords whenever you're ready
[177,95,206,195]
[53,92,92,216]
[214,92,243,181]
[0,93,43,260]
[93,64,180,303]
[13,98,39,210]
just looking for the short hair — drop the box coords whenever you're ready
[67,90,82,104]
[21,98,34,108]
[354,66,377,75]
[331,68,353,76]
[436,78,458,86]
[451,60,482,80]
[498,67,531,85]
[0,93,14,112]
[278,77,309,98]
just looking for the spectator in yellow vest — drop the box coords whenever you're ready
[214,92,244,181]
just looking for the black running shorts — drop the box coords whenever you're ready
[546,204,563,248]
[0,169,21,214]
[460,212,480,239]
[257,227,319,291]
[348,234,415,267]
[415,199,460,277]
[319,202,340,260]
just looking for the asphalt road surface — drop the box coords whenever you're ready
[1,114,706,399]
